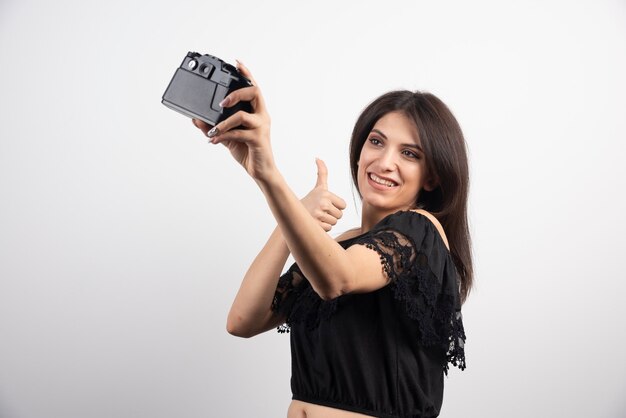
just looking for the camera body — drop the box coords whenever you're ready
[162,52,253,126]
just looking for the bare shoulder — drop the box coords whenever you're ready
[334,227,362,242]
[410,209,450,250]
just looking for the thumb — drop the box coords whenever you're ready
[315,158,328,189]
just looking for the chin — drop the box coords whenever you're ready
[362,195,411,213]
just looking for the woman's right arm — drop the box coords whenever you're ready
[225,159,347,338]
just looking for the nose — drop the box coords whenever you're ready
[377,149,397,172]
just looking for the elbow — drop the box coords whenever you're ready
[315,269,355,301]
[313,279,354,302]
[317,290,342,301]
[226,313,255,339]
[315,282,350,302]
[227,326,253,339]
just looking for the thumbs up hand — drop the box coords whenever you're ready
[301,158,347,232]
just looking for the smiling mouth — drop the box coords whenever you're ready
[368,173,398,187]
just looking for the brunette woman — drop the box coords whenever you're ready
[193,61,472,418]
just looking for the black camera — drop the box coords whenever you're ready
[162,52,253,126]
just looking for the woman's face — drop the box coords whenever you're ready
[357,111,433,214]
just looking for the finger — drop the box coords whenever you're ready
[319,212,338,226]
[211,127,255,145]
[209,111,258,139]
[221,85,267,114]
[322,204,342,220]
[193,118,211,130]
[320,222,332,232]
[235,60,257,85]
[330,193,347,211]
[235,60,268,114]
[220,86,262,107]
[193,118,212,136]
[315,158,328,190]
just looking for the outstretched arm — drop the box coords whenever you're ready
[196,62,387,301]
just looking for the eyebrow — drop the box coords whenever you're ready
[371,129,423,152]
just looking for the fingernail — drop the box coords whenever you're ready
[219,97,230,107]
[235,59,244,68]
[207,127,220,138]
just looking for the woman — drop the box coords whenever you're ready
[193,61,472,418]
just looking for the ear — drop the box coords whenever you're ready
[422,176,438,192]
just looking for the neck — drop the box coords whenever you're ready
[359,202,412,234]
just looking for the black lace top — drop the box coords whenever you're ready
[271,210,466,418]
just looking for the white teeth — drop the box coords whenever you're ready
[369,173,397,187]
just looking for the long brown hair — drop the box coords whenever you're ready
[349,91,473,303]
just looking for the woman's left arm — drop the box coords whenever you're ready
[195,62,385,300]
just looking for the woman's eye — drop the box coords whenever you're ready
[368,138,419,159]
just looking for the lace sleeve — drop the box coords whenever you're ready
[271,264,308,333]
[271,262,340,334]
[352,210,466,373]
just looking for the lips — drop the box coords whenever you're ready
[368,172,398,188]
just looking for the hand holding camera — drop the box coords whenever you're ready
[162,52,253,126]
[197,61,276,183]
[162,52,277,183]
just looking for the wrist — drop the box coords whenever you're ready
[254,166,285,192]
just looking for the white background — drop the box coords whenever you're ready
[1,0,625,417]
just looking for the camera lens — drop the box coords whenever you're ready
[188,60,197,70]
[199,64,210,74]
